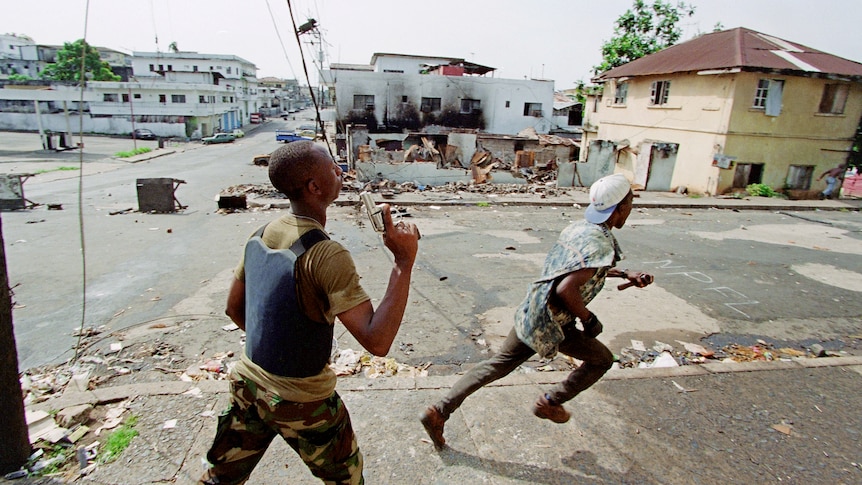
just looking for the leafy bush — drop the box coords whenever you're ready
[746,183,777,197]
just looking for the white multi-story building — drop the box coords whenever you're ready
[321,53,555,135]
[0,48,266,139]
[126,51,262,133]
[0,33,40,79]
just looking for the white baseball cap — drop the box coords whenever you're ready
[584,174,631,224]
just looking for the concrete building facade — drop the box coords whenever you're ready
[0,48,266,140]
[582,28,862,196]
[322,53,555,136]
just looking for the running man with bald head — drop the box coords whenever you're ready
[200,141,420,484]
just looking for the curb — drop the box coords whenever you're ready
[30,355,862,412]
[123,148,177,163]
[242,193,862,212]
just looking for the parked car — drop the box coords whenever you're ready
[132,128,156,140]
[202,133,235,145]
[232,129,245,138]
[275,130,312,143]
[295,124,318,138]
[252,154,271,166]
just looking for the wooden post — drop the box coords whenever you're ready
[0,215,31,473]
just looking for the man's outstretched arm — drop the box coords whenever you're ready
[338,204,420,356]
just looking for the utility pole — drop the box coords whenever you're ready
[129,86,137,151]
[0,215,30,473]
[318,34,325,108]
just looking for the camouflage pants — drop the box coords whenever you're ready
[199,375,363,485]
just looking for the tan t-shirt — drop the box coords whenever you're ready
[233,214,370,402]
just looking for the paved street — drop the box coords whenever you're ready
[1,127,861,484]
[2,127,860,371]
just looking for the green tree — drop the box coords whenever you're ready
[594,0,696,75]
[40,39,120,82]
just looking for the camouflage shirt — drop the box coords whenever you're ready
[514,221,623,358]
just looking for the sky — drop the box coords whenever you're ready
[4,0,862,90]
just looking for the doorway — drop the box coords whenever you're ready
[732,163,764,188]
[634,142,679,191]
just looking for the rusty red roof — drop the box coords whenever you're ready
[597,27,862,80]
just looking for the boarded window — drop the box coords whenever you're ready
[765,80,784,116]
[650,81,670,105]
[785,165,814,190]
[819,84,849,114]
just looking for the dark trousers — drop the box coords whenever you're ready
[435,324,613,418]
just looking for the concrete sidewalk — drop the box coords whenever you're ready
[293,183,862,212]
[25,356,862,484]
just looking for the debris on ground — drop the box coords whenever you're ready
[615,339,829,369]
[218,176,580,211]
[330,348,429,378]
[16,311,853,481]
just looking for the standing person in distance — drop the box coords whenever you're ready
[420,173,653,449]
[817,163,847,199]
[199,141,420,484]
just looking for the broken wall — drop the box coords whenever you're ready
[557,140,616,187]
[353,160,525,186]
[446,132,477,169]
[477,137,532,167]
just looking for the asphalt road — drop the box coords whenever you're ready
[2,124,861,372]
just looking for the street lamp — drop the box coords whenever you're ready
[296,18,317,35]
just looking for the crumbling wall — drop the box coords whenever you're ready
[478,138,522,167]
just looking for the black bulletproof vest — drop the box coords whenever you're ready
[243,225,333,377]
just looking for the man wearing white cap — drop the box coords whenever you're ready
[421,173,654,449]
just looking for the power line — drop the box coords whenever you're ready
[264,0,298,81]
[286,0,333,158]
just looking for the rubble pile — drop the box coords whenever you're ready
[330,348,430,378]
[616,339,823,369]
[222,177,578,207]
[219,182,282,200]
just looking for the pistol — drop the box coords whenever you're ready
[361,192,385,232]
